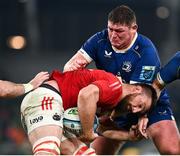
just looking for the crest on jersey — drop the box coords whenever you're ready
[139,66,155,81]
[122,61,132,72]
[104,50,112,58]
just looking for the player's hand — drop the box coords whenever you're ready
[99,115,113,125]
[78,131,98,143]
[29,71,49,89]
[138,115,149,139]
[128,125,144,141]
[68,60,87,71]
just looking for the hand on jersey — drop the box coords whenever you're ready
[29,71,49,89]
[68,60,87,71]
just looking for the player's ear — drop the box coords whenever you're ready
[131,23,138,32]
[133,85,142,93]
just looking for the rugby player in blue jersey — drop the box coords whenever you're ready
[98,51,180,146]
[64,5,180,155]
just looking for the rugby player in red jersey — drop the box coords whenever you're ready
[20,69,157,155]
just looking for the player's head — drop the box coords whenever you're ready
[115,83,157,116]
[108,5,136,26]
[107,5,138,49]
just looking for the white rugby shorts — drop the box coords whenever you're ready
[21,86,64,134]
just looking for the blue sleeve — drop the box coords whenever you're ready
[159,51,180,84]
[130,40,161,84]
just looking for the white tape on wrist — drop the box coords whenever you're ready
[157,72,165,86]
[23,83,33,93]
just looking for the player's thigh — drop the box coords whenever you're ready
[91,136,125,155]
[147,120,180,154]
[147,101,180,154]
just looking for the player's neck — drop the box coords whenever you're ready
[121,83,133,99]
[112,32,137,53]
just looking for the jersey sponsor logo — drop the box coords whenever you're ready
[41,96,54,110]
[30,116,43,125]
[122,61,132,72]
[139,66,155,81]
[53,113,61,121]
[158,110,167,115]
[104,50,112,58]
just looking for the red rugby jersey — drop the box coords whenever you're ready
[50,69,122,110]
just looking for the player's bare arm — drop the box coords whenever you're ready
[0,71,49,98]
[99,111,145,141]
[63,50,89,72]
[77,84,99,142]
[102,125,143,141]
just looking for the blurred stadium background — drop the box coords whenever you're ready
[0,0,179,154]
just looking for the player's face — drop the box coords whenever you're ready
[126,93,152,114]
[118,93,151,115]
[107,21,137,50]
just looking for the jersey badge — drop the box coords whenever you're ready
[122,61,132,72]
[104,50,112,58]
[139,66,155,81]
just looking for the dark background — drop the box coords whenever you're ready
[0,0,179,154]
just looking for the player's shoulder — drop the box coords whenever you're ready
[92,29,108,41]
[133,33,158,56]
[136,33,155,47]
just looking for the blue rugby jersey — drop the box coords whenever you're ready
[158,51,180,84]
[81,29,160,83]
[80,29,169,104]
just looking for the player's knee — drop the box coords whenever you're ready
[73,144,96,155]
[32,136,61,155]
[61,139,77,155]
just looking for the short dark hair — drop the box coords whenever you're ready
[108,5,136,26]
[133,83,158,114]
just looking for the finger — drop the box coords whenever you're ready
[142,118,149,130]
[131,125,137,130]
[94,133,99,138]
[76,60,86,65]
[37,71,49,76]
[71,65,79,70]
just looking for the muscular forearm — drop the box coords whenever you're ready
[77,85,99,141]
[103,130,129,141]
[0,80,25,98]
[0,71,49,99]
[78,90,98,134]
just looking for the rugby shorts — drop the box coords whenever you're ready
[21,85,64,134]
